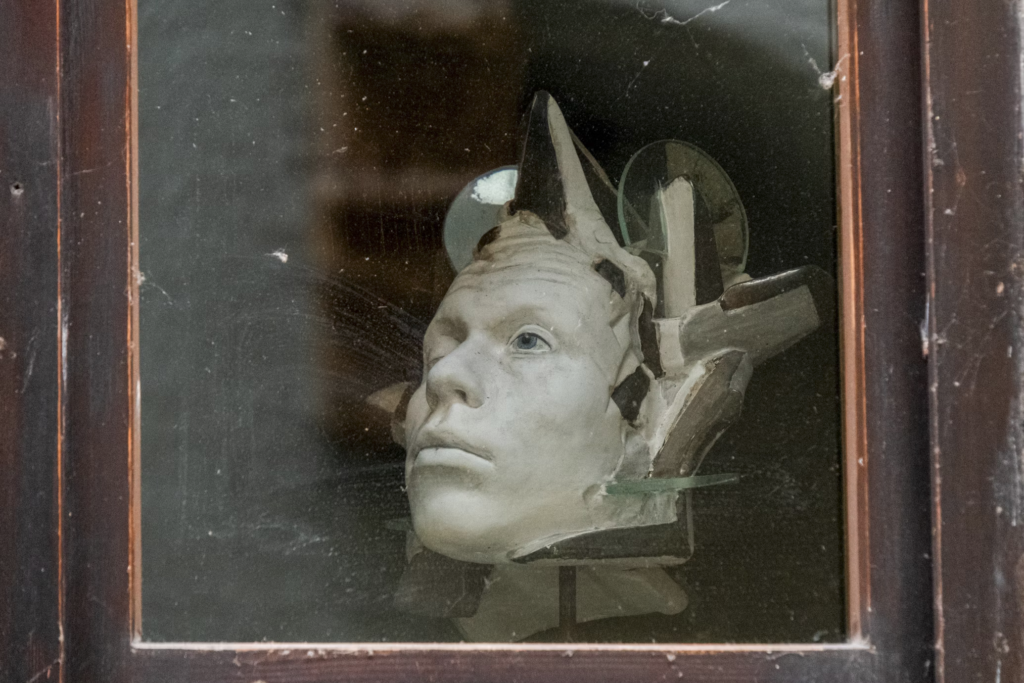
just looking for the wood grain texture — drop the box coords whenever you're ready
[851,0,935,676]
[59,0,135,680]
[0,1,64,682]
[132,645,874,683]
[924,1,1024,682]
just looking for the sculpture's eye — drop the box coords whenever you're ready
[511,330,552,352]
[514,333,540,350]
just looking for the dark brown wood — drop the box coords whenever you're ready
[131,645,874,683]
[59,0,135,680]
[45,0,933,680]
[0,1,64,682]
[851,0,935,675]
[924,1,1024,682]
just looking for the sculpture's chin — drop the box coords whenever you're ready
[410,492,515,565]
[407,462,669,565]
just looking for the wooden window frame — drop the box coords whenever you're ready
[3,0,1014,680]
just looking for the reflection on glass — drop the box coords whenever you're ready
[139,0,842,643]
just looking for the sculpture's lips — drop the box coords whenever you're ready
[413,447,494,473]
[414,431,491,460]
[411,432,491,475]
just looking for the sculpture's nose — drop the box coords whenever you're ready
[424,338,486,412]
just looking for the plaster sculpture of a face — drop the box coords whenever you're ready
[403,210,658,565]
[400,93,665,567]
[386,91,826,572]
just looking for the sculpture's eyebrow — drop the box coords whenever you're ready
[430,300,561,344]
[423,314,465,345]
[477,303,564,337]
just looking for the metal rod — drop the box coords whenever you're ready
[558,565,576,641]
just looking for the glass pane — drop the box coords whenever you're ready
[138,0,842,643]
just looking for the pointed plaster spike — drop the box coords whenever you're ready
[514,91,568,238]
[543,95,619,246]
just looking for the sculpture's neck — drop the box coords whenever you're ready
[454,564,687,642]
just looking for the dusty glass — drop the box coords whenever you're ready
[138,0,842,643]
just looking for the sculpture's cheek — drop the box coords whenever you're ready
[493,356,624,470]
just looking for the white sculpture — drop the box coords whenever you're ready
[372,92,826,640]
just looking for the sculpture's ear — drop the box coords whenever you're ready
[513,91,619,240]
[366,381,414,448]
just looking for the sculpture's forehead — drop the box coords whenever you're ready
[452,240,596,290]
[441,255,613,325]
[432,223,632,352]
[445,225,622,304]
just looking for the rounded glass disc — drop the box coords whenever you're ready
[617,140,748,283]
[443,166,518,272]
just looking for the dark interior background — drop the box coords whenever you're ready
[138,0,842,642]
